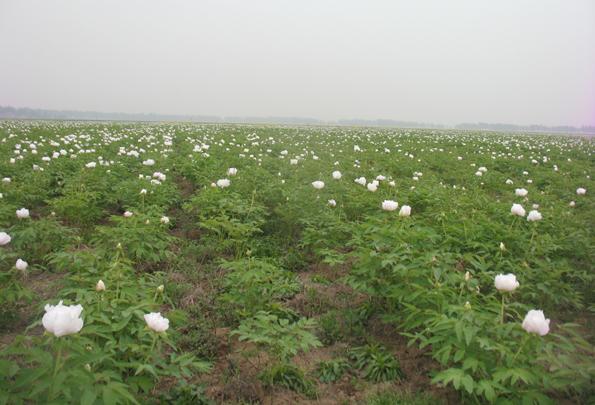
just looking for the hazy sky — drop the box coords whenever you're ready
[1,1,594,126]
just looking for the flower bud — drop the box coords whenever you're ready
[500,242,505,251]
[465,302,471,310]
[96,280,105,292]
[16,259,28,271]
[464,271,470,281]
[84,364,91,372]
[157,285,164,292]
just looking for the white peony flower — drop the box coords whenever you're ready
[382,200,399,211]
[217,179,230,188]
[527,210,542,221]
[312,181,325,189]
[399,205,411,217]
[494,274,520,292]
[522,310,550,336]
[16,208,30,219]
[42,301,84,337]
[144,312,169,332]
[511,204,526,217]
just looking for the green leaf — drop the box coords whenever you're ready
[462,374,474,394]
[476,380,496,402]
[28,380,51,397]
[462,357,478,373]
[463,326,475,346]
[112,314,133,331]
[440,346,452,366]
[453,349,465,363]
[455,321,463,342]
[81,389,97,405]
[13,367,47,391]
[102,387,115,404]
[0,360,19,378]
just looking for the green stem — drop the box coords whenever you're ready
[49,338,63,400]
[245,190,256,221]
[501,294,507,324]
[511,335,528,366]
[525,225,537,258]
[149,332,158,354]
[509,215,516,232]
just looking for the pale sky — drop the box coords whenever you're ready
[1,1,594,127]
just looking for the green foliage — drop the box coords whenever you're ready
[231,311,322,365]
[1,246,211,403]
[258,363,318,398]
[316,307,371,345]
[7,215,77,269]
[2,121,595,404]
[1,334,142,405]
[218,257,300,319]
[363,353,404,382]
[364,388,442,405]
[231,311,321,395]
[316,311,343,345]
[155,379,215,405]
[184,190,267,260]
[0,259,36,331]
[92,214,178,263]
[349,343,395,370]
[313,358,353,383]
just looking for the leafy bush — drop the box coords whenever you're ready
[232,311,322,394]
[258,363,318,398]
[218,257,300,319]
[0,260,36,331]
[155,379,215,405]
[313,358,353,383]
